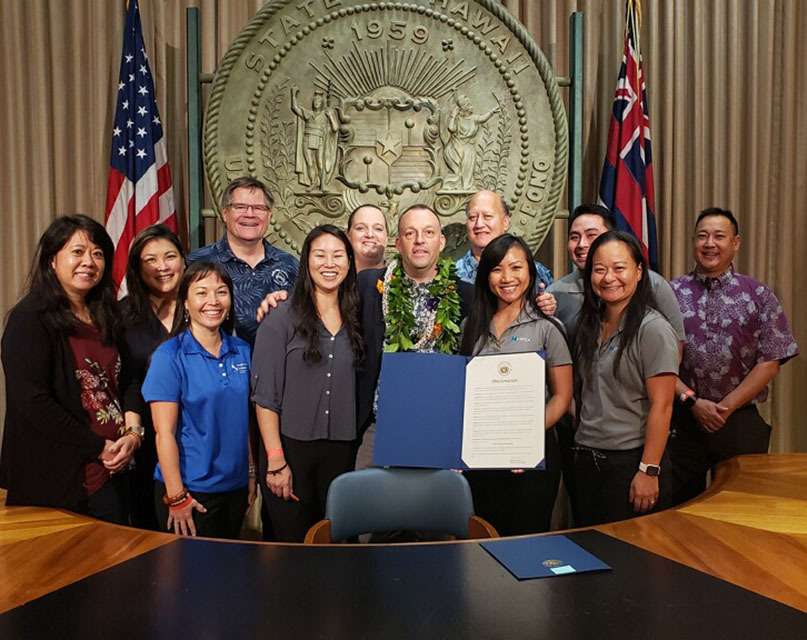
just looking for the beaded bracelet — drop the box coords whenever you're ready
[168,494,193,512]
[162,488,189,506]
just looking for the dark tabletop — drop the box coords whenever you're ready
[2,530,805,639]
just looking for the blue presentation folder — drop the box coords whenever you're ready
[480,535,612,580]
[373,352,545,470]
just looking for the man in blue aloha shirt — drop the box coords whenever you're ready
[455,190,553,289]
[188,176,298,347]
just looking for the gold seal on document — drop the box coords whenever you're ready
[204,0,567,256]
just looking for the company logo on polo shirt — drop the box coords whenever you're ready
[510,335,532,343]
[231,362,249,374]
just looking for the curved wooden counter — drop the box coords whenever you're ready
[2,454,806,621]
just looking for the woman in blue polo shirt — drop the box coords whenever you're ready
[143,261,255,538]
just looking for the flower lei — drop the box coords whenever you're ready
[379,257,461,354]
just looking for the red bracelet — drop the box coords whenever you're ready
[168,494,193,511]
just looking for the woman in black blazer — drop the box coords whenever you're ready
[1,215,140,523]
[119,224,185,530]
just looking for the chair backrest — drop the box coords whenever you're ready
[325,468,475,541]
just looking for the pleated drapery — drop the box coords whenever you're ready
[0,0,805,453]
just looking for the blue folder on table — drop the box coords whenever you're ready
[372,352,545,470]
[480,535,612,580]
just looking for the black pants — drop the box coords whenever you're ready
[554,413,581,525]
[572,445,671,527]
[669,403,771,506]
[465,426,562,536]
[262,436,357,543]
[154,482,248,540]
[129,439,159,531]
[85,473,131,525]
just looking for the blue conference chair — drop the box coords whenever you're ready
[304,467,498,543]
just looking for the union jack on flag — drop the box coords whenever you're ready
[104,0,176,296]
[599,0,658,271]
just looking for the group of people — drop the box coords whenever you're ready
[0,176,798,543]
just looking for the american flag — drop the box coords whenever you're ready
[104,0,176,296]
[598,0,658,271]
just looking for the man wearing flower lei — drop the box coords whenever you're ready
[354,205,474,468]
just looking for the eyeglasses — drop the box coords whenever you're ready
[228,203,270,214]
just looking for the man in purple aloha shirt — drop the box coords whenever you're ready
[669,207,798,505]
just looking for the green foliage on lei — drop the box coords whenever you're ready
[381,257,462,354]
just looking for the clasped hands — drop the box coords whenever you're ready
[99,433,141,473]
[691,398,734,432]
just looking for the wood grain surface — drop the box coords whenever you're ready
[1,454,805,614]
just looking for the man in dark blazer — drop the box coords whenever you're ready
[354,204,473,467]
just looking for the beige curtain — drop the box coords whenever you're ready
[1,0,805,453]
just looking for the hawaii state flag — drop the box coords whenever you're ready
[104,0,176,296]
[598,0,658,271]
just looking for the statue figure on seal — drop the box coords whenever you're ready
[291,87,341,191]
[441,91,500,191]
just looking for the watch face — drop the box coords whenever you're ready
[645,465,660,477]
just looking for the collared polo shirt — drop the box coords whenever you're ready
[455,249,553,289]
[576,309,679,451]
[142,330,251,493]
[548,268,686,344]
[251,299,357,441]
[671,268,798,403]
[474,308,572,368]
[188,235,299,345]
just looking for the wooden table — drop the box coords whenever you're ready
[2,454,806,636]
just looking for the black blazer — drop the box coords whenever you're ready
[355,268,473,434]
[1,292,110,510]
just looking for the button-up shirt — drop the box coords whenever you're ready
[251,299,356,441]
[671,268,798,403]
[455,250,553,288]
[188,236,299,345]
[142,330,251,493]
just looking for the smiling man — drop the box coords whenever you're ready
[188,177,299,346]
[456,190,553,288]
[354,204,473,467]
[669,207,798,505]
[346,204,388,272]
[549,204,685,345]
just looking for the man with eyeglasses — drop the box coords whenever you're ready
[188,176,299,346]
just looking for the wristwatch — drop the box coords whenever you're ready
[639,461,661,477]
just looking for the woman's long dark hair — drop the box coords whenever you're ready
[170,261,236,337]
[575,230,657,381]
[291,225,364,364]
[26,214,120,343]
[122,224,185,325]
[460,234,547,356]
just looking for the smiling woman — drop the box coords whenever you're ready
[119,224,186,530]
[572,231,679,526]
[141,262,255,539]
[0,215,139,524]
[251,225,364,542]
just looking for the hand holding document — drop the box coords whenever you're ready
[461,352,544,469]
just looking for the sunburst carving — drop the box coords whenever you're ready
[310,42,476,99]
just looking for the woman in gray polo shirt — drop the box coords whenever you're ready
[251,225,364,542]
[460,234,573,535]
[573,231,678,526]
